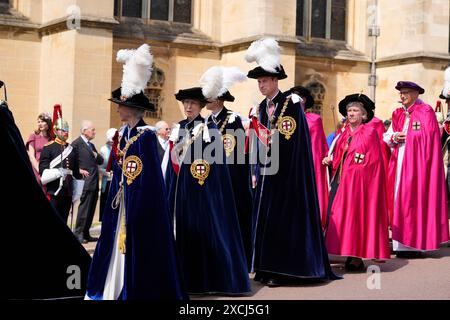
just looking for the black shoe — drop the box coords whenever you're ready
[395,251,422,259]
[84,235,99,242]
[345,257,365,271]
[253,272,268,284]
[253,273,261,282]
[266,278,281,288]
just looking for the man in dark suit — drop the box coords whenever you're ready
[72,120,104,243]
[155,120,170,164]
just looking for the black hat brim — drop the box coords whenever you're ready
[290,86,314,109]
[218,91,235,102]
[247,66,287,80]
[440,91,449,100]
[338,94,375,123]
[175,87,208,104]
[109,88,155,111]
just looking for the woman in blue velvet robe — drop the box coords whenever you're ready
[85,88,187,300]
[247,65,338,287]
[165,87,251,295]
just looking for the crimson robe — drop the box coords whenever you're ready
[305,112,329,228]
[366,117,392,223]
[326,124,390,260]
[385,100,449,250]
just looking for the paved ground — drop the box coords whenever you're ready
[81,222,450,300]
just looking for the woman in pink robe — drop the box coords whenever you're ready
[290,86,329,228]
[383,81,449,257]
[323,94,390,271]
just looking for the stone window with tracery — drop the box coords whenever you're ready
[305,81,326,115]
[144,65,165,119]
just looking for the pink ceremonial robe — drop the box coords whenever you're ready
[306,113,329,228]
[388,100,449,250]
[366,117,392,223]
[326,124,390,260]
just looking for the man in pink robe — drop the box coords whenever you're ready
[383,81,450,257]
[290,86,329,228]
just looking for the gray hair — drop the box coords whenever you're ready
[155,120,168,131]
[346,102,368,121]
[80,120,93,133]
[132,108,146,119]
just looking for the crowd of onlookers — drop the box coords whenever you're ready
[25,113,172,244]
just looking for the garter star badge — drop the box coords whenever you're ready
[222,134,236,157]
[191,159,210,186]
[278,116,296,140]
[123,155,143,185]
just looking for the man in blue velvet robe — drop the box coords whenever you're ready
[247,63,338,287]
[205,90,253,272]
[85,86,187,300]
[165,87,251,295]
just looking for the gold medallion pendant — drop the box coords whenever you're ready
[222,134,236,157]
[278,116,297,140]
[123,155,143,185]
[190,159,210,186]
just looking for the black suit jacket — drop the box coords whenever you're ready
[156,138,166,164]
[72,136,104,191]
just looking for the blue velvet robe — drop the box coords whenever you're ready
[252,91,338,281]
[86,119,187,300]
[207,108,253,272]
[167,115,251,295]
[2,104,92,300]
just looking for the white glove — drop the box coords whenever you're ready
[41,168,63,185]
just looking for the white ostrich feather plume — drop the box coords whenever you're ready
[117,43,153,99]
[244,38,281,73]
[200,66,247,100]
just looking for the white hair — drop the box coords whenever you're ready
[80,120,93,133]
[155,120,168,131]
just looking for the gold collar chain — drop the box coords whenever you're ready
[259,95,291,130]
[219,113,232,135]
[117,129,148,164]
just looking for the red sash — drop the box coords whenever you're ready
[245,113,271,153]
